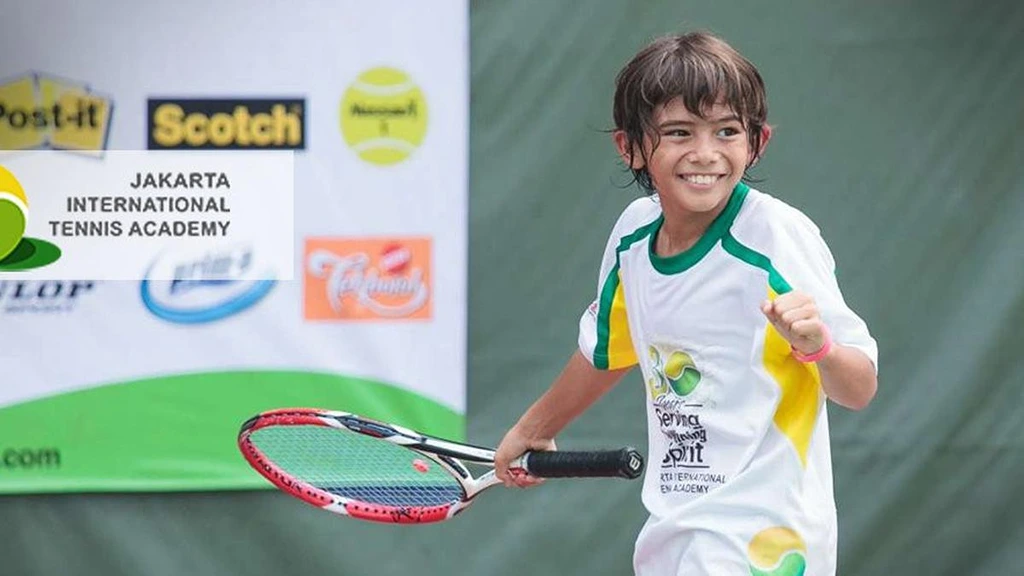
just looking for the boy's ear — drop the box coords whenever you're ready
[751,124,773,165]
[613,130,645,169]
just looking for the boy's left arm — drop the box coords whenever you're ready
[762,291,878,411]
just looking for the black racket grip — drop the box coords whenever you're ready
[523,447,644,479]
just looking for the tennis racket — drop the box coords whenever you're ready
[238,407,645,524]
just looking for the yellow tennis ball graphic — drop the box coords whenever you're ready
[340,67,428,165]
[0,165,28,261]
[748,527,807,576]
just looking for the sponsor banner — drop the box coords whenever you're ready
[0,0,467,494]
[0,150,294,280]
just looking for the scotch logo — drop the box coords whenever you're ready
[147,98,305,150]
[0,72,114,154]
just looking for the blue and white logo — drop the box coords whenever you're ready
[140,244,275,324]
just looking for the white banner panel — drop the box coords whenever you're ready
[0,0,468,493]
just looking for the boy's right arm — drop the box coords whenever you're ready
[495,199,648,487]
[494,350,632,488]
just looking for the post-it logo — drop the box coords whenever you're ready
[0,72,114,154]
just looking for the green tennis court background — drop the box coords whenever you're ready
[3,1,1023,575]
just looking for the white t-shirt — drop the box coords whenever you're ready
[578,183,878,576]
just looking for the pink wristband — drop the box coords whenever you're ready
[792,325,833,363]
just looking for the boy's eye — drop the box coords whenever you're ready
[664,129,690,137]
[717,127,741,137]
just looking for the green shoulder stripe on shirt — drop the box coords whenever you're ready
[721,232,792,294]
[593,217,660,369]
[593,263,621,370]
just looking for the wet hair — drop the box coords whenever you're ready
[612,31,769,193]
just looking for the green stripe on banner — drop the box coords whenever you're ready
[0,370,463,494]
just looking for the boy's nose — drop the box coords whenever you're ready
[686,137,718,164]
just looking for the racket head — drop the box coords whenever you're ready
[238,408,483,524]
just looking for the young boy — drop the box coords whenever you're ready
[494,31,879,575]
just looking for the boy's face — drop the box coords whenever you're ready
[623,98,764,216]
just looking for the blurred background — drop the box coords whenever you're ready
[2,0,1023,574]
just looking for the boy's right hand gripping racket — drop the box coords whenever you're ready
[238,408,645,525]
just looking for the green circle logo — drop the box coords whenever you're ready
[339,67,428,166]
[0,165,61,271]
[647,346,702,398]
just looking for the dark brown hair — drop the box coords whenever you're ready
[612,31,769,193]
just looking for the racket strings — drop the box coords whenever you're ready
[250,424,464,507]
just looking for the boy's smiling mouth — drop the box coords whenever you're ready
[679,174,724,186]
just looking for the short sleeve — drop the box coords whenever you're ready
[578,203,645,371]
[767,206,879,374]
